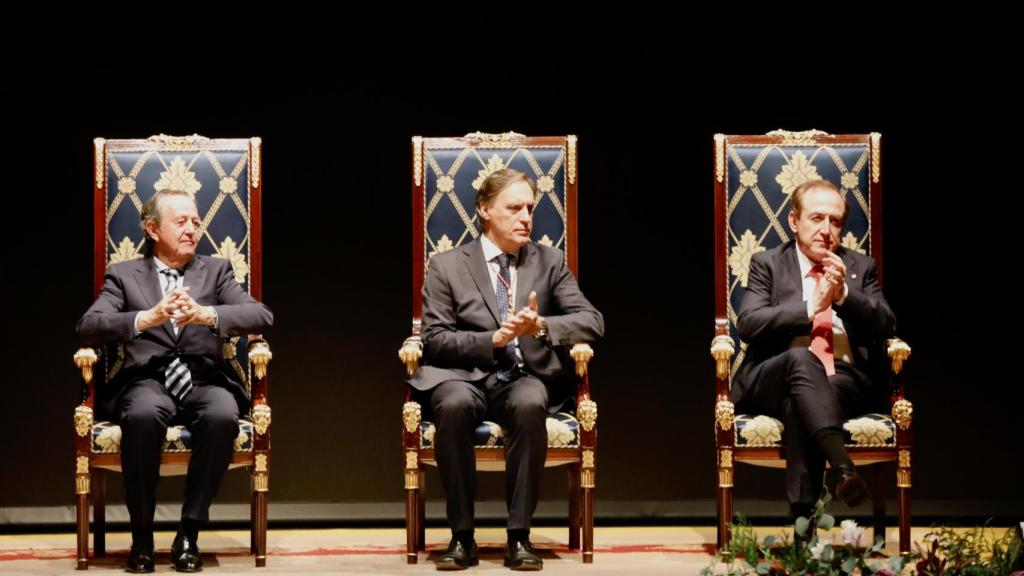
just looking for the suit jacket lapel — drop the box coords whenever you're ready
[839,247,858,291]
[462,241,501,327]
[779,242,805,303]
[134,257,176,341]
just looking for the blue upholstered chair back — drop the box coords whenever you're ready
[413,133,578,322]
[95,135,262,387]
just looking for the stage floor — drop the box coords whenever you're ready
[0,525,934,574]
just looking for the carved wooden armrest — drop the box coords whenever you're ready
[248,339,273,380]
[398,336,423,376]
[710,335,735,380]
[570,343,595,377]
[886,337,911,375]
[73,348,98,384]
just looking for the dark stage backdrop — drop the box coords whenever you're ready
[3,13,1019,527]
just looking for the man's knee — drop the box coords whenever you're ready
[431,381,482,422]
[783,348,828,379]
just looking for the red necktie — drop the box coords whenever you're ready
[809,265,835,376]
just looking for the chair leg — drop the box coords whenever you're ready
[568,464,581,550]
[252,465,268,568]
[582,486,594,563]
[417,471,426,551]
[92,470,105,557]
[406,484,419,564]
[250,484,257,554]
[897,477,913,553]
[75,469,90,570]
[717,484,733,550]
[254,489,268,567]
[870,465,886,546]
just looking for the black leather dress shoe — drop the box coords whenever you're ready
[437,538,478,570]
[504,539,543,571]
[171,532,204,573]
[125,542,155,573]
[835,464,869,507]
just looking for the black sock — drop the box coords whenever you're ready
[789,502,814,520]
[180,518,200,542]
[507,529,530,543]
[812,428,854,469]
[131,528,154,549]
[454,529,474,546]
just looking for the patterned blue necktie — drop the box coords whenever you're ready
[494,254,518,382]
[159,268,193,401]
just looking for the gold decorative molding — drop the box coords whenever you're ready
[570,343,594,377]
[147,133,209,150]
[74,406,93,438]
[887,338,911,375]
[577,399,597,432]
[897,468,911,488]
[254,453,268,492]
[582,449,595,468]
[715,401,735,431]
[94,138,106,189]
[870,132,881,184]
[581,449,595,488]
[710,335,735,380]
[892,399,913,431]
[249,137,261,188]
[74,348,98,384]
[403,402,422,434]
[898,449,911,468]
[249,342,273,380]
[718,449,734,487]
[567,135,577,184]
[251,404,271,435]
[720,448,733,468]
[399,337,423,376]
[412,136,423,186]
[714,134,725,183]
[465,131,526,147]
[76,456,90,494]
[766,129,831,146]
[405,451,420,489]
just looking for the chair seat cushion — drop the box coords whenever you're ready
[419,412,579,450]
[91,418,254,453]
[734,413,896,447]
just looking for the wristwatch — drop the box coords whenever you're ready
[533,316,548,340]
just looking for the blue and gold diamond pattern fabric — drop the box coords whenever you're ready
[424,145,567,267]
[105,147,252,292]
[726,143,872,372]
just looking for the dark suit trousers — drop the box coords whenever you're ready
[736,348,877,506]
[116,379,239,534]
[429,373,549,533]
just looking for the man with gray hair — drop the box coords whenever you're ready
[78,188,273,573]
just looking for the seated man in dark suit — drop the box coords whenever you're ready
[409,169,604,571]
[78,188,273,573]
[732,179,895,524]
